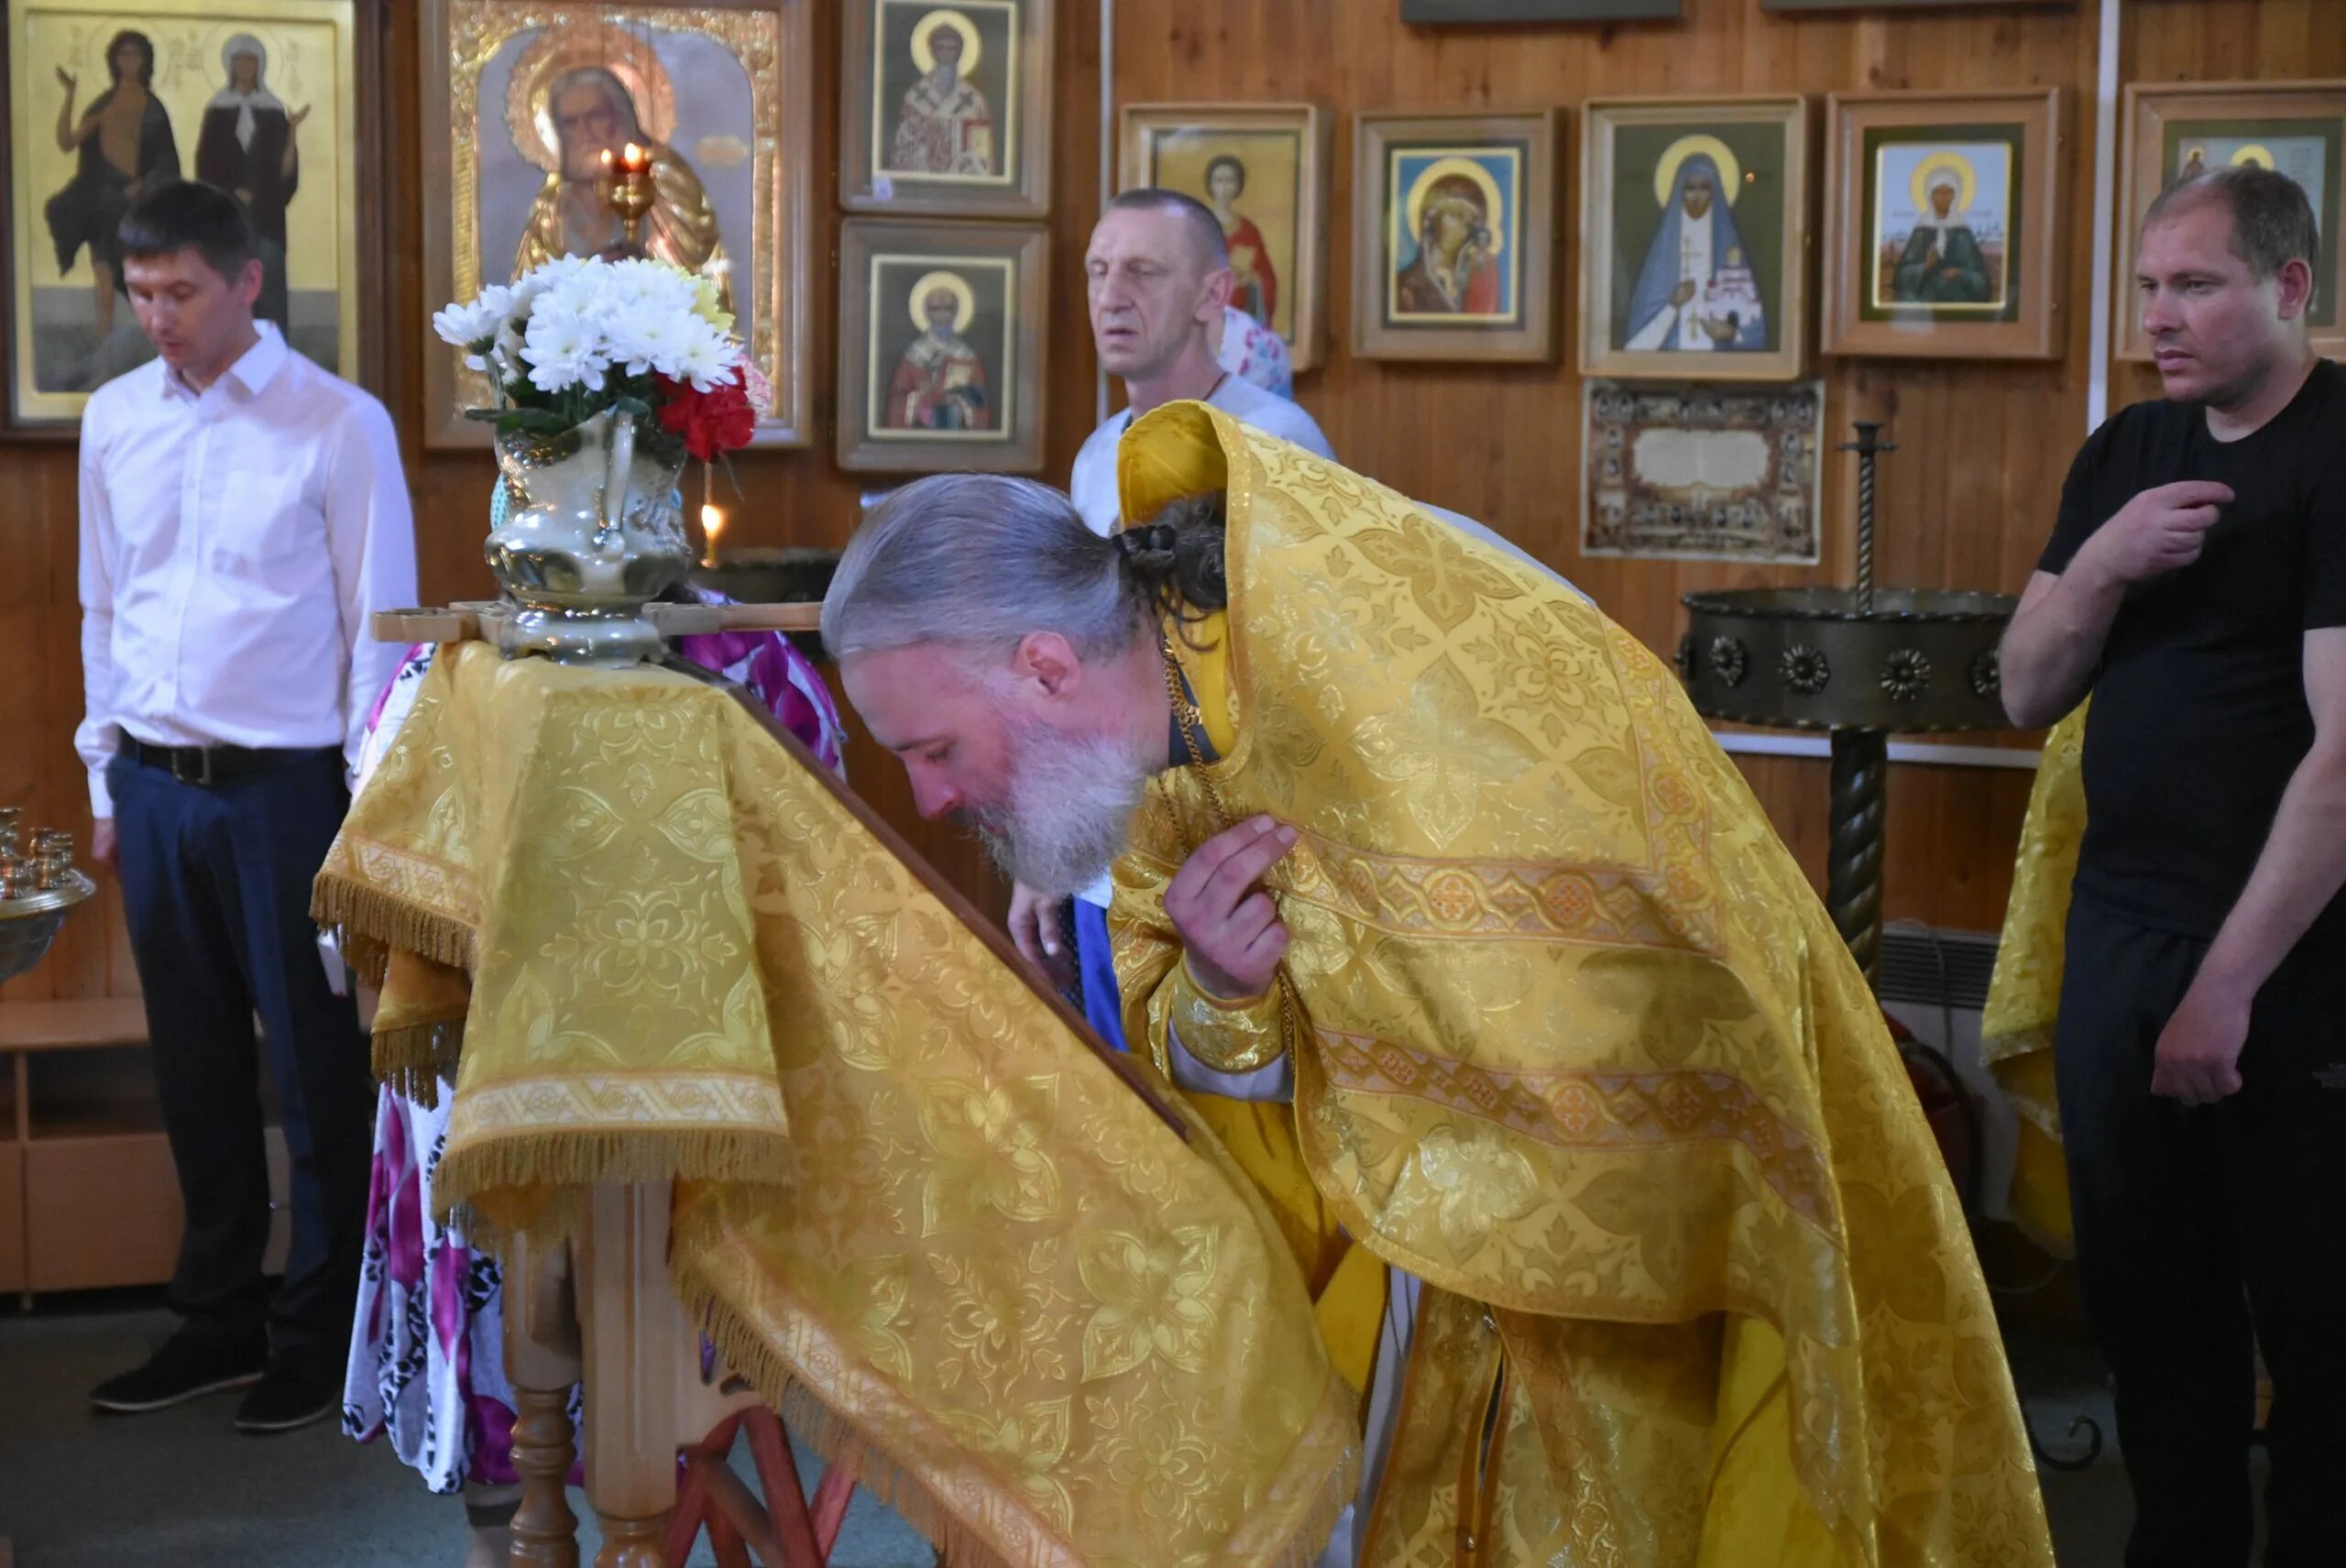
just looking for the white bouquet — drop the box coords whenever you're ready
[433,256,767,461]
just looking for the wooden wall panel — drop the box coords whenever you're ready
[1115,0,2345,936]
[5,0,2341,1004]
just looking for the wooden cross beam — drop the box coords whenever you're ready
[371,600,822,644]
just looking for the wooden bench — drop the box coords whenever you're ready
[0,997,290,1304]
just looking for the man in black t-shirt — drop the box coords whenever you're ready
[2002,166,2346,1568]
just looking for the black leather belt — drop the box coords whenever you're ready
[124,738,340,786]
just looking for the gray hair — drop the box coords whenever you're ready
[821,474,1145,662]
[549,67,642,141]
[2145,164,2319,284]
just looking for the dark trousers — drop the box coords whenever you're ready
[2055,893,2346,1568]
[109,747,372,1374]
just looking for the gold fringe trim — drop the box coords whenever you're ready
[672,1207,1358,1568]
[371,1014,466,1109]
[311,872,477,977]
[432,1132,789,1229]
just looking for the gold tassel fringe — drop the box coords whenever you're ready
[433,1132,789,1229]
[311,872,477,977]
[370,1014,466,1109]
[671,1209,1358,1568]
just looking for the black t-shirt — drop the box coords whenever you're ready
[2037,358,2346,938]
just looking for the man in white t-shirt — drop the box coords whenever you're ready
[1016,190,1332,1037]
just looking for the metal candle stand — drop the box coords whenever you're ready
[1675,422,2101,1472]
[0,807,94,985]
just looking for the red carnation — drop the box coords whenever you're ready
[656,373,756,461]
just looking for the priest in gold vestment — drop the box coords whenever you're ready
[513,66,731,312]
[821,403,2055,1567]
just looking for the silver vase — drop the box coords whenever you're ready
[486,408,692,666]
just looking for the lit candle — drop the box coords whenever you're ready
[701,504,727,567]
[620,141,650,174]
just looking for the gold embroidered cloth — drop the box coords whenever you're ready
[1981,705,2088,1257]
[313,642,1356,1568]
[1108,404,2055,1566]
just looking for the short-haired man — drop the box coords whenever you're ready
[1020,190,1333,1041]
[79,181,415,1431]
[2001,166,2346,1565]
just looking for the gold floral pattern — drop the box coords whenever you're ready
[1109,402,2055,1565]
[318,643,1359,1568]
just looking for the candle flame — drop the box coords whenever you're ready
[700,504,727,567]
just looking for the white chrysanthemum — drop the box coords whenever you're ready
[606,311,690,378]
[523,302,608,394]
[668,322,740,392]
[431,287,508,349]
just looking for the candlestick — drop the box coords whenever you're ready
[700,504,727,568]
[600,142,657,255]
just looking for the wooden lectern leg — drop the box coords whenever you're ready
[505,1229,584,1568]
[511,1387,582,1567]
[592,1512,667,1568]
[577,1182,685,1568]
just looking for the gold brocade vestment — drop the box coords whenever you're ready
[1980,707,2088,1256]
[1107,404,2056,1568]
[312,645,1356,1568]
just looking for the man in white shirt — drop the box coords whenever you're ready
[77,182,415,1433]
[1024,190,1333,1045]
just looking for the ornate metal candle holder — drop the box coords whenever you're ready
[1677,422,2018,987]
[600,142,657,254]
[0,808,94,984]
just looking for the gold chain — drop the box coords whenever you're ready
[1160,632,1297,1040]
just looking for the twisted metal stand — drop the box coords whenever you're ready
[1825,729,1889,990]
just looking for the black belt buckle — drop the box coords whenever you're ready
[170,746,215,787]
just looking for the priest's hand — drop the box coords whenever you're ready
[1167,816,1296,1001]
[1007,880,1074,992]
[2151,977,2250,1104]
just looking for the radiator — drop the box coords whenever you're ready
[1877,924,2019,1223]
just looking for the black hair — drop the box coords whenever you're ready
[105,29,155,88]
[117,181,258,283]
[1114,491,1228,641]
[1204,156,1247,196]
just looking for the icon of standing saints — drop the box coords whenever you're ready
[886,270,989,430]
[889,9,993,177]
[508,35,730,312]
[1891,153,1994,305]
[44,29,178,355]
[1624,136,1767,352]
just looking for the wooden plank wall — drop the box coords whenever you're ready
[3,0,2340,1004]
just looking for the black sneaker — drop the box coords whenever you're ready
[233,1360,340,1434]
[90,1329,267,1413]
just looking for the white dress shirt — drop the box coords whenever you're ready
[76,323,417,817]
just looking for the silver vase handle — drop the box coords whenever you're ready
[599,409,637,543]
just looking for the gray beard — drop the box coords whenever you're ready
[973,721,1150,899]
